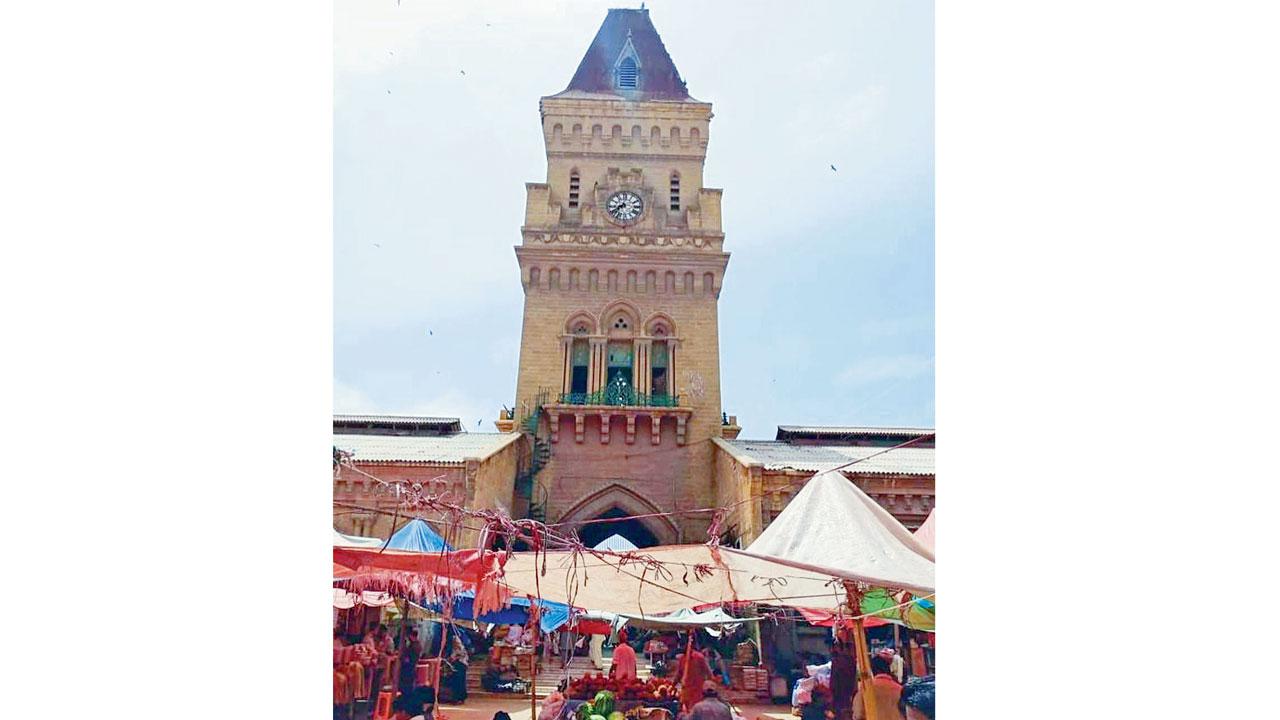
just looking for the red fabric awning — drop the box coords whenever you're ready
[571,619,613,635]
[796,607,891,628]
[332,547,494,579]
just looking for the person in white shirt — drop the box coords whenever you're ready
[589,633,606,670]
[889,649,905,684]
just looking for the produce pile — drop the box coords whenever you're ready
[568,675,680,709]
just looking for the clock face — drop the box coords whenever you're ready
[606,190,644,224]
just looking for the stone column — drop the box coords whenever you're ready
[588,338,607,394]
[560,336,573,396]
[634,338,652,396]
[669,339,680,403]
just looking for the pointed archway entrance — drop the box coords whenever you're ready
[557,482,679,548]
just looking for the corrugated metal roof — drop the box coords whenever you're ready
[334,414,461,425]
[719,439,934,476]
[333,432,521,465]
[776,425,935,437]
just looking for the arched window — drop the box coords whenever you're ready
[570,332,590,395]
[568,170,580,209]
[650,339,670,398]
[617,57,638,89]
[646,317,676,400]
[669,172,681,211]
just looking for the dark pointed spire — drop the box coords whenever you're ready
[554,9,693,102]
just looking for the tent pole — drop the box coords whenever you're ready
[851,617,879,720]
[842,583,879,720]
[530,644,539,720]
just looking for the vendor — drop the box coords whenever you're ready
[611,629,638,681]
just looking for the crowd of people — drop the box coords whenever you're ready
[338,618,935,720]
[826,626,936,720]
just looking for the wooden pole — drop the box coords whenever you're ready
[851,617,879,720]
[842,583,879,720]
[530,648,539,720]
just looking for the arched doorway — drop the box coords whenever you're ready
[578,506,660,548]
[557,483,679,548]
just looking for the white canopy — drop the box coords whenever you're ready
[913,509,936,554]
[745,469,935,584]
[620,607,756,629]
[334,529,386,548]
[593,533,640,552]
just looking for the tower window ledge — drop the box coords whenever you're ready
[543,402,692,446]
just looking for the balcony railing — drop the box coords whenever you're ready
[557,389,681,408]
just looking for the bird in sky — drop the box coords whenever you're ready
[460,70,466,76]
[428,330,433,336]
[373,243,381,248]
[386,89,391,94]
[830,164,838,172]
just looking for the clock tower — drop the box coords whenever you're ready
[510,8,729,546]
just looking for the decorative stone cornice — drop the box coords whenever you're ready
[521,229,724,251]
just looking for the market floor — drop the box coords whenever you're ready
[348,697,789,720]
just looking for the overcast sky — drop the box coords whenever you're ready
[334,0,934,438]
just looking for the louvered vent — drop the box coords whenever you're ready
[617,57,638,89]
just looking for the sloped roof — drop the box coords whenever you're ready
[715,438,934,476]
[552,9,694,102]
[333,415,462,436]
[776,425,935,442]
[333,432,522,465]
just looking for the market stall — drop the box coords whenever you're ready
[334,470,936,720]
[743,469,937,718]
[560,676,682,720]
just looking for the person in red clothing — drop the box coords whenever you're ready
[611,628,638,681]
[675,633,714,711]
[852,651,904,720]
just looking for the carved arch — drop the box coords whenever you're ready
[600,299,640,336]
[645,312,677,337]
[557,483,679,546]
[565,312,597,335]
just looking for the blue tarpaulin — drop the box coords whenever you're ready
[420,592,571,633]
[378,519,569,631]
[386,518,453,553]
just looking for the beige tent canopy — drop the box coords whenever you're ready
[498,470,934,615]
